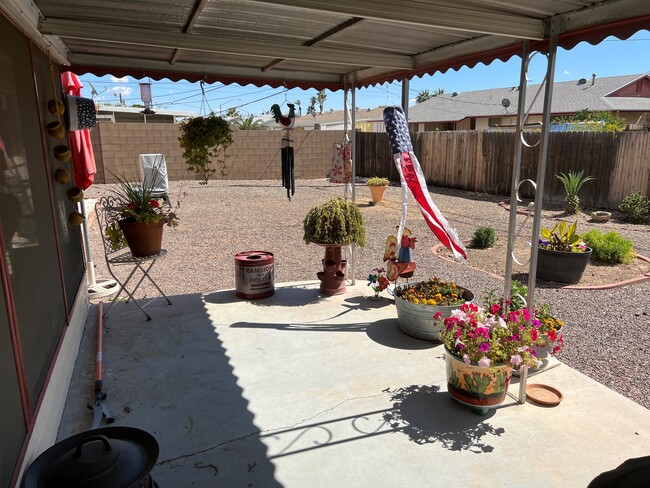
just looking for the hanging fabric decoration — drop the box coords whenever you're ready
[383,106,467,260]
[66,95,97,131]
[61,71,97,190]
[329,143,352,184]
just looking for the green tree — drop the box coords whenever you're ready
[235,115,269,130]
[225,107,240,118]
[295,99,302,115]
[309,96,317,114]
[553,109,626,133]
[317,90,327,114]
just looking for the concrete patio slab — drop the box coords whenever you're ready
[58,281,650,487]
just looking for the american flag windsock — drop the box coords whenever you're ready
[383,106,467,260]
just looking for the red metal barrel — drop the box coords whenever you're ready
[235,251,275,299]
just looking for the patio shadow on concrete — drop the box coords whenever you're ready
[58,293,282,487]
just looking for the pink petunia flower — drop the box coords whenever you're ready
[478,357,491,368]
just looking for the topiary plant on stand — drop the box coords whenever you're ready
[303,198,366,295]
[178,113,233,184]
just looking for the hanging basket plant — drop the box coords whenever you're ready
[178,114,233,184]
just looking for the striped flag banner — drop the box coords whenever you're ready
[383,106,467,260]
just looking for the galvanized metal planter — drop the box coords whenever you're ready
[393,283,474,340]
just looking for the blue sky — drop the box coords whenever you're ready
[79,30,649,117]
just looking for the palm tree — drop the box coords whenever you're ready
[433,87,445,96]
[295,100,302,115]
[556,170,595,213]
[415,89,433,104]
[225,107,240,118]
[235,115,269,130]
[317,90,327,114]
[309,96,317,114]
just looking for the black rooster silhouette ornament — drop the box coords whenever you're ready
[270,103,296,129]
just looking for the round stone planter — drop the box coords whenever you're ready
[445,349,513,410]
[536,247,592,284]
[393,283,474,340]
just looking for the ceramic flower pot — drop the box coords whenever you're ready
[68,211,85,225]
[53,145,71,162]
[53,168,71,184]
[369,185,387,204]
[314,243,347,295]
[118,220,164,257]
[394,283,473,340]
[66,187,84,203]
[47,99,65,116]
[537,247,592,284]
[46,120,66,139]
[445,349,513,409]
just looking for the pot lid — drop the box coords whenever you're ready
[23,427,159,488]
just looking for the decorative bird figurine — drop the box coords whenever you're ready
[270,103,296,129]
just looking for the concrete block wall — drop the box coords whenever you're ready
[90,122,345,183]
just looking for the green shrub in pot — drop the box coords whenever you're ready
[303,198,366,247]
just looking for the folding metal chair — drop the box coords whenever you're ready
[95,196,172,320]
[138,153,171,207]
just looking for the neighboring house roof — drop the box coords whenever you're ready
[405,73,650,124]
[98,105,196,118]
[294,107,386,128]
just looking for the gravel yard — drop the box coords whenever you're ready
[84,179,650,410]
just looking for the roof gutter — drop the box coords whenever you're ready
[0,0,68,64]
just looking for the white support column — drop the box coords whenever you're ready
[527,21,559,309]
[350,74,357,284]
[503,41,531,303]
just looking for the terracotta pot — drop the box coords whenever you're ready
[46,121,65,139]
[47,99,65,116]
[53,145,71,162]
[445,349,513,409]
[66,187,84,203]
[313,243,347,295]
[53,168,71,184]
[369,185,387,204]
[118,220,164,257]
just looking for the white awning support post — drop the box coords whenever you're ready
[527,21,559,310]
[350,73,357,285]
[503,21,560,404]
[503,41,531,304]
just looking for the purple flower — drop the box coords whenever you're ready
[479,342,490,353]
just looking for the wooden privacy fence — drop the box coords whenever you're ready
[355,130,650,210]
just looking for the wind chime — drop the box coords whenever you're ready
[270,100,296,200]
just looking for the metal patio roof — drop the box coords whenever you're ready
[3,0,650,90]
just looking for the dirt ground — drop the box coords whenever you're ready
[435,232,650,288]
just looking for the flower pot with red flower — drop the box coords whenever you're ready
[438,302,539,412]
[107,166,178,257]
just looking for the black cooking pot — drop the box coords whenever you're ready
[22,426,159,488]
